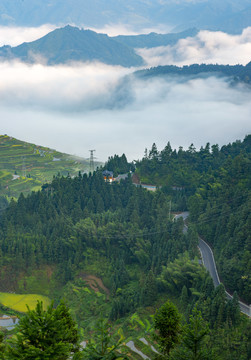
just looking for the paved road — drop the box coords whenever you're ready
[198,237,220,287]
[174,212,250,318]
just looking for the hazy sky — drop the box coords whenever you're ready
[0,26,250,162]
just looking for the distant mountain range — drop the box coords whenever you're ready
[113,28,198,48]
[135,62,251,84]
[0,26,198,67]
[0,0,250,34]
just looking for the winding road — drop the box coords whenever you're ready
[174,212,250,317]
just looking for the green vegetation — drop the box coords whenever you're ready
[82,318,129,359]
[0,293,51,313]
[153,300,181,356]
[136,135,251,303]
[5,301,79,360]
[102,154,134,177]
[0,134,89,201]
[0,135,250,359]
[171,307,211,360]
[136,62,251,85]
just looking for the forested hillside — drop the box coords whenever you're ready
[0,172,187,292]
[136,62,251,84]
[136,135,251,303]
[0,137,250,359]
[188,140,251,302]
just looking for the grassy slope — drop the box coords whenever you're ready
[0,135,91,200]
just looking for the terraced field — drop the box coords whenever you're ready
[0,135,91,202]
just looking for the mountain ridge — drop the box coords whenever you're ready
[0,0,250,34]
[0,25,144,67]
[135,62,251,84]
[112,28,198,48]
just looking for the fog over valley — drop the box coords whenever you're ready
[137,27,251,66]
[0,25,251,161]
[0,3,251,359]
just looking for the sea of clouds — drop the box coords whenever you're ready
[0,25,250,161]
[137,27,251,66]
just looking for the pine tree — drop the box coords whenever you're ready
[82,318,128,359]
[153,300,181,356]
[141,269,157,306]
[0,331,5,360]
[171,307,211,360]
[6,301,79,360]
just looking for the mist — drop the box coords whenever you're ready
[1,61,250,161]
[137,27,251,66]
[0,26,250,162]
[0,25,57,46]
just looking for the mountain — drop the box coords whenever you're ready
[0,26,199,66]
[0,0,250,34]
[0,25,144,67]
[112,28,199,49]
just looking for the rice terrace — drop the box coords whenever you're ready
[0,135,90,200]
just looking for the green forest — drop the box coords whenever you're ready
[0,135,250,359]
[136,62,251,84]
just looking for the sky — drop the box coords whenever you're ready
[0,25,251,162]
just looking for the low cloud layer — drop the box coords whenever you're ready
[0,61,132,112]
[0,60,250,162]
[89,23,173,36]
[0,25,57,46]
[0,25,250,161]
[138,27,251,66]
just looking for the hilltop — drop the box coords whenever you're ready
[0,25,143,67]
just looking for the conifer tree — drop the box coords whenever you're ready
[171,307,211,360]
[0,332,5,360]
[6,301,79,360]
[82,318,128,359]
[153,300,181,356]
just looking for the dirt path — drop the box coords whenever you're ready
[80,274,110,295]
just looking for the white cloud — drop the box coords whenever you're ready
[137,27,251,66]
[88,23,173,36]
[0,61,132,111]
[0,24,57,46]
[0,61,250,162]
[0,25,250,162]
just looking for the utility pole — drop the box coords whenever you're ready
[89,150,96,173]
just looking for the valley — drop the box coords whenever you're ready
[0,136,250,359]
[0,1,250,358]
